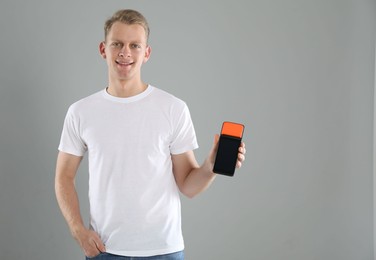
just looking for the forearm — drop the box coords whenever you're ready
[55,176,85,236]
[55,152,105,256]
[172,136,246,198]
[180,158,216,198]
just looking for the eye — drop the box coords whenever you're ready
[131,43,141,49]
[110,42,122,48]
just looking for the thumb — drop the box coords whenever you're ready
[209,134,220,162]
[92,233,106,252]
[213,133,220,147]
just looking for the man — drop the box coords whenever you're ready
[55,9,246,260]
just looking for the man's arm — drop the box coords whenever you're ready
[55,151,106,257]
[172,135,246,198]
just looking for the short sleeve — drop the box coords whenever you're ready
[169,103,199,155]
[58,106,87,156]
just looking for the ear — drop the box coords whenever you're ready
[143,45,152,63]
[99,41,106,59]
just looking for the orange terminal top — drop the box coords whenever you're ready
[221,122,244,138]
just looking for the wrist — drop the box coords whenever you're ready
[69,222,86,238]
[202,158,215,177]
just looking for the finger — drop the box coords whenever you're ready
[84,245,101,258]
[237,153,245,162]
[236,152,245,169]
[95,241,106,253]
[86,251,101,258]
[236,160,242,169]
[92,234,106,253]
[238,147,246,155]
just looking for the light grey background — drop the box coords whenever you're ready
[0,0,375,259]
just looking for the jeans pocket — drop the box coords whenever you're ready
[85,252,105,259]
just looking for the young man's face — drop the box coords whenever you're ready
[100,22,151,82]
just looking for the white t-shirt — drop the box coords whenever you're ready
[58,86,198,256]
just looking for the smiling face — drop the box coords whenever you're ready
[100,22,151,84]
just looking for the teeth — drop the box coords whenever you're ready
[116,60,132,65]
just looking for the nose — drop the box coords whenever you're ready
[119,45,131,57]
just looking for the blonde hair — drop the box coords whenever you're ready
[104,9,150,42]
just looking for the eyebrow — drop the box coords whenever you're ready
[108,39,146,44]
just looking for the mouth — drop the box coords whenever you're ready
[116,60,134,66]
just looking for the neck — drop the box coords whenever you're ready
[107,79,147,98]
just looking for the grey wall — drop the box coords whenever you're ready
[0,0,375,259]
[374,37,376,260]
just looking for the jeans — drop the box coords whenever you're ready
[86,251,184,260]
